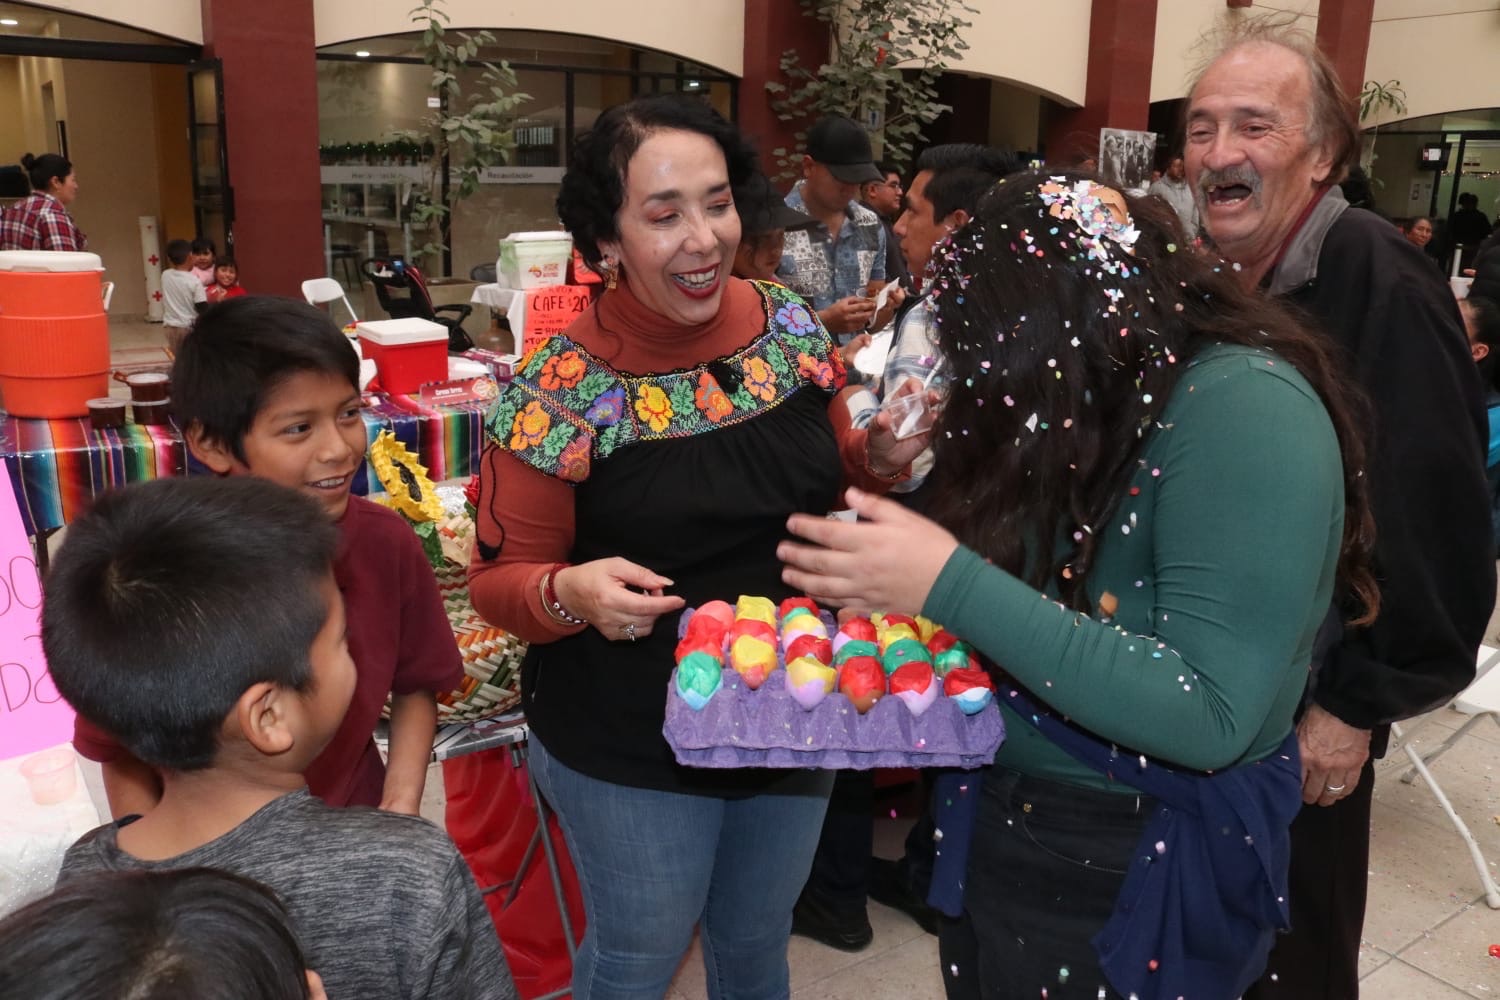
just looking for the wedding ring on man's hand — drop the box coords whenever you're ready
[621,622,637,642]
[1324,783,1346,793]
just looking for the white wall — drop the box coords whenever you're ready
[1150,0,1319,104]
[12,0,201,43]
[59,59,163,316]
[945,0,1090,105]
[313,0,745,76]
[1365,1,1500,126]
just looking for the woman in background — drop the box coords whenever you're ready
[0,153,85,252]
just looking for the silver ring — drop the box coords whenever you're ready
[1324,783,1346,793]
[622,622,637,642]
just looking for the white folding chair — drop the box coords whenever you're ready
[301,277,358,327]
[1391,643,1500,908]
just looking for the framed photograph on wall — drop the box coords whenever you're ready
[1099,128,1157,196]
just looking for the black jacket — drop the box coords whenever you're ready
[1270,188,1495,753]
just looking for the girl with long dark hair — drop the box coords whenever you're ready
[779,170,1377,999]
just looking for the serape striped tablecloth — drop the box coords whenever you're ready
[1,392,489,536]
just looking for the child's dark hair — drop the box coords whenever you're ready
[42,477,339,771]
[20,152,70,193]
[215,255,238,270]
[0,868,313,1000]
[172,296,359,462]
[191,237,217,256]
[165,239,192,266]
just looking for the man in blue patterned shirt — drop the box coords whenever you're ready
[779,116,900,353]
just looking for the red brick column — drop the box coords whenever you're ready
[1316,0,1375,99]
[1043,0,1159,165]
[739,0,830,166]
[201,0,323,297]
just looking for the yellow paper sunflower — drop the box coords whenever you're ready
[368,429,445,523]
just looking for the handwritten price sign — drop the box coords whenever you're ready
[0,479,70,761]
[521,285,593,356]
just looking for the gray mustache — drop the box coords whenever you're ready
[1197,168,1262,198]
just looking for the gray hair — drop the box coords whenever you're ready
[1188,14,1360,184]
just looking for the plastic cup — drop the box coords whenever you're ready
[132,398,172,426]
[881,390,938,440]
[87,397,127,431]
[19,745,77,805]
[126,372,170,402]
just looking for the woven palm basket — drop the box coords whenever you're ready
[380,540,527,725]
[428,560,527,723]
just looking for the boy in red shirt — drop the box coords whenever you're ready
[74,296,461,816]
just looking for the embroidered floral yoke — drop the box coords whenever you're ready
[484,281,842,481]
[478,279,847,794]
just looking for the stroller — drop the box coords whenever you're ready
[361,257,475,353]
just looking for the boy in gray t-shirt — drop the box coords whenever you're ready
[44,478,515,1000]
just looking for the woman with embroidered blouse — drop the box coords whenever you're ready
[468,95,924,999]
[777,174,1381,1000]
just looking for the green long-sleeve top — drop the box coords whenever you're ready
[924,345,1345,790]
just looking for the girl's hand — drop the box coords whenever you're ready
[779,487,959,615]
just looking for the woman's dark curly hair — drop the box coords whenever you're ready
[925,168,1379,626]
[557,94,758,269]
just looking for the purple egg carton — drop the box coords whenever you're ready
[662,607,1004,770]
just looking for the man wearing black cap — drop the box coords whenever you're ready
[731,171,817,283]
[780,115,902,350]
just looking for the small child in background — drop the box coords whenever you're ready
[73,296,461,820]
[190,237,216,286]
[207,255,247,303]
[47,477,514,1000]
[0,868,328,1000]
[160,238,206,356]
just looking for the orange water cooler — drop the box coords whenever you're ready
[0,250,112,418]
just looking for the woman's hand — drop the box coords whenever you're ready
[553,558,686,642]
[865,378,937,476]
[779,487,959,616]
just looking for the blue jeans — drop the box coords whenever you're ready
[529,736,834,1000]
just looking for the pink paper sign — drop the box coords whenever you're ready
[0,479,71,760]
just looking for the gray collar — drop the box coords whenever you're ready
[1266,187,1349,296]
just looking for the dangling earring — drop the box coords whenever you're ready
[603,256,619,292]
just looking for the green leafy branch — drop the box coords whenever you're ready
[767,0,975,176]
[1358,79,1406,178]
[395,0,530,269]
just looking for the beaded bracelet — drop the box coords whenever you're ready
[539,563,588,626]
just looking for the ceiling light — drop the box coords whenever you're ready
[355,50,371,58]
[0,19,19,26]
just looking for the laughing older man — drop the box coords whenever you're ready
[1185,20,1495,999]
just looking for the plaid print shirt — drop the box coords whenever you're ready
[0,192,86,252]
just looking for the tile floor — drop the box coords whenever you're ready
[104,314,1500,998]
